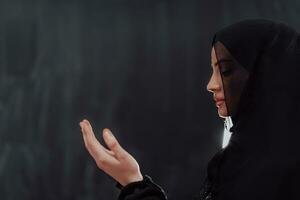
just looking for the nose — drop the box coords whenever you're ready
[206,74,221,93]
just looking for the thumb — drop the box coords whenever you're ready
[102,128,127,159]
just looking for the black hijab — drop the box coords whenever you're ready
[207,19,300,200]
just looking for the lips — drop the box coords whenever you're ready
[214,97,225,102]
[214,97,225,107]
[215,100,224,106]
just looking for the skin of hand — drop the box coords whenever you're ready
[79,119,143,186]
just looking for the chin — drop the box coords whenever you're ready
[218,108,229,118]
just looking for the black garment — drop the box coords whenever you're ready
[117,175,167,200]
[118,19,300,200]
[210,19,300,200]
[117,175,212,200]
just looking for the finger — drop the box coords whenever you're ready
[80,120,116,157]
[102,128,127,159]
[80,120,114,164]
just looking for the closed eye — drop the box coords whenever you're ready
[221,69,233,76]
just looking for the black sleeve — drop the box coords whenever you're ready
[116,175,168,200]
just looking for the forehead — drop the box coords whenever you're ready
[211,41,233,62]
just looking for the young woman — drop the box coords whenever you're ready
[79,19,300,200]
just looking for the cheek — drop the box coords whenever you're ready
[224,76,247,114]
[221,77,236,112]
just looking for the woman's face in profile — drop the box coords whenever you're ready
[207,46,228,118]
[207,42,249,118]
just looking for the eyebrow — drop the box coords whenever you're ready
[212,58,233,67]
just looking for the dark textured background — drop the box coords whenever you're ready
[0,0,299,199]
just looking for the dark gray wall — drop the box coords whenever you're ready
[0,0,299,199]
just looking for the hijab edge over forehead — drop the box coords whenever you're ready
[211,19,278,72]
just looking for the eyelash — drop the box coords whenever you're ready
[221,69,233,76]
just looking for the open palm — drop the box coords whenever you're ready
[79,119,143,186]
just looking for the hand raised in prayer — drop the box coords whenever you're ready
[79,119,143,186]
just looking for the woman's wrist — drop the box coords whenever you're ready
[116,172,144,188]
[116,174,145,189]
[125,173,143,186]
